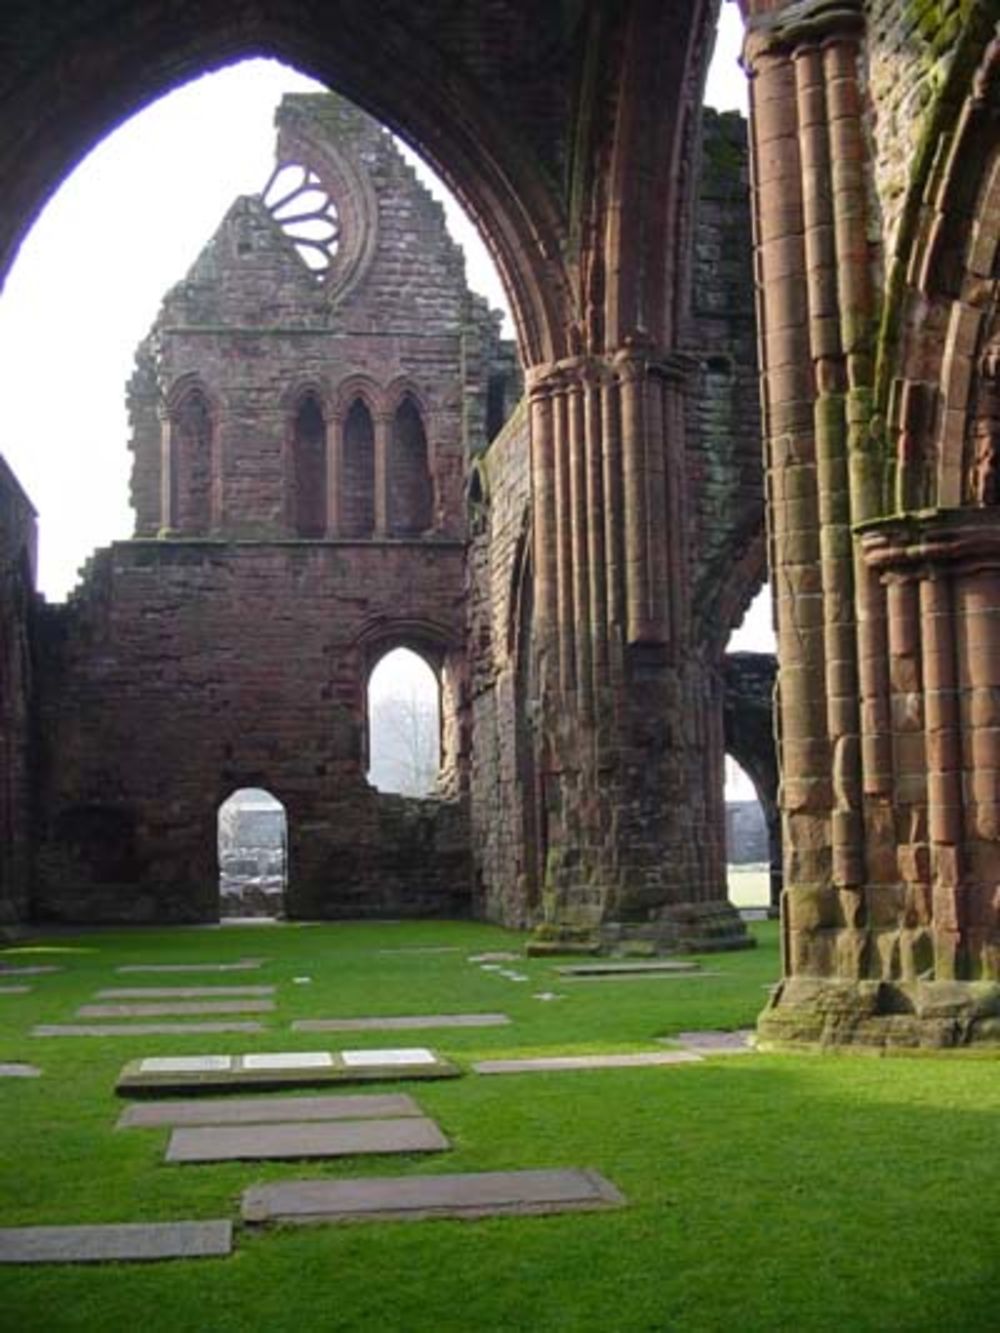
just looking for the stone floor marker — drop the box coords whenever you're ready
[116,1047,460,1095]
[96,986,275,999]
[116,960,264,974]
[242,1168,625,1226]
[473,1051,703,1074]
[0,1063,41,1078]
[33,1021,265,1038]
[117,1092,423,1128]
[76,999,275,1018]
[166,1116,449,1163]
[294,1013,510,1032]
[0,1221,232,1264]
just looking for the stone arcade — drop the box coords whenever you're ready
[1,0,999,1048]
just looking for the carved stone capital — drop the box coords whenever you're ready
[743,0,863,67]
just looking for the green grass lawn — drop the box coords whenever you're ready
[2,919,998,1331]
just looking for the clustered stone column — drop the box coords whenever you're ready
[528,344,745,950]
[745,0,1000,1045]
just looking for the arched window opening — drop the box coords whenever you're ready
[341,397,375,538]
[705,2,749,114]
[388,398,433,536]
[367,647,440,796]
[292,394,327,536]
[727,582,775,653]
[217,787,287,918]
[724,758,769,914]
[170,388,213,534]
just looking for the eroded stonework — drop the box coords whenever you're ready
[32,95,510,922]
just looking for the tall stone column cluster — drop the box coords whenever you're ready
[528,346,742,949]
[746,0,1000,1045]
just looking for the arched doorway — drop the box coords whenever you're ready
[217,787,287,919]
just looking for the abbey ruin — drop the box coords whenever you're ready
[1,0,999,1049]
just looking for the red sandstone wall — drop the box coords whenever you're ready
[0,456,38,929]
[35,539,470,921]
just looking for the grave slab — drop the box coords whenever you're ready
[242,1168,625,1226]
[0,965,61,976]
[242,1052,332,1070]
[116,1048,459,1096]
[555,961,701,977]
[474,1051,703,1074]
[341,1048,436,1067]
[294,1013,510,1032]
[141,1056,232,1073]
[0,985,31,994]
[77,1000,275,1018]
[166,1116,449,1163]
[0,1063,41,1078]
[673,1030,756,1054]
[116,960,263,974]
[33,1022,264,1038]
[96,987,275,999]
[376,947,461,955]
[0,1220,232,1264]
[118,1092,423,1128]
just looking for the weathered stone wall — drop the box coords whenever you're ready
[683,109,765,648]
[32,95,503,925]
[468,401,535,926]
[0,456,38,930]
[35,539,470,921]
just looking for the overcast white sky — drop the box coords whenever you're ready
[0,0,767,662]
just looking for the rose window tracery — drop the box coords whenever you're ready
[261,163,340,275]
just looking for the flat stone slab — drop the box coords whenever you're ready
[33,1022,265,1038]
[0,965,61,976]
[376,947,461,955]
[243,1052,333,1070]
[166,1116,448,1163]
[243,1168,625,1226]
[96,986,275,999]
[0,1220,232,1264]
[294,1013,510,1032]
[474,1051,703,1074]
[673,1029,756,1054]
[116,960,263,974]
[341,1048,437,1067]
[0,985,31,994]
[118,1092,423,1128]
[77,1000,275,1018]
[116,1048,460,1096]
[554,961,701,977]
[0,1062,41,1078]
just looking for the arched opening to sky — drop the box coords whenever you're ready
[0,1,751,606]
[367,648,441,797]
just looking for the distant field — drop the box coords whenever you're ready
[727,865,770,907]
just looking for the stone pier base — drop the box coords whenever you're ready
[757,977,1000,1050]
